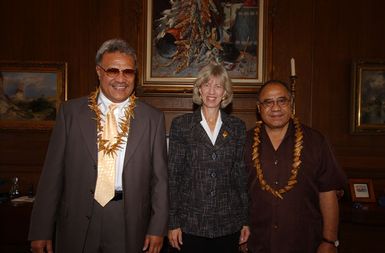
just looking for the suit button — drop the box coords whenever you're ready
[211,172,216,178]
[90,189,94,194]
[273,224,279,229]
[274,181,279,185]
[210,191,215,197]
[211,153,217,160]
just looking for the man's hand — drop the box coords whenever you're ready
[168,228,183,251]
[317,241,338,253]
[239,226,250,245]
[239,226,250,252]
[142,235,163,253]
[31,240,53,253]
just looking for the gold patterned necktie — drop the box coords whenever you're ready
[94,104,118,206]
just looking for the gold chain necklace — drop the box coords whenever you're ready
[252,117,303,199]
[88,88,137,156]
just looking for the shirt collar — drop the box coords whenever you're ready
[261,119,295,142]
[98,90,131,114]
[200,108,222,126]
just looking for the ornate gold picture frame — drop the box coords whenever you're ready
[351,59,385,134]
[0,61,67,130]
[140,0,270,94]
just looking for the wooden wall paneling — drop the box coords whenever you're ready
[122,0,140,49]
[0,130,51,195]
[231,96,259,130]
[0,131,50,166]
[0,0,99,190]
[338,156,385,174]
[288,0,316,127]
[361,1,385,58]
[269,0,315,126]
[66,0,98,98]
[311,0,385,176]
[95,0,123,39]
[312,0,350,141]
[140,96,194,132]
[141,95,259,132]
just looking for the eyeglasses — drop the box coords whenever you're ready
[98,65,136,78]
[259,97,291,108]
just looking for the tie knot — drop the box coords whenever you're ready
[108,104,118,113]
[109,103,118,113]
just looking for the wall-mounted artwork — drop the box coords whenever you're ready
[351,59,385,134]
[0,61,67,130]
[140,0,269,93]
[348,178,376,203]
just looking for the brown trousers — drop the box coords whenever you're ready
[83,200,125,253]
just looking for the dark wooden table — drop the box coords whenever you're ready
[339,201,385,253]
[0,200,33,253]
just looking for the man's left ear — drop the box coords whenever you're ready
[96,66,101,80]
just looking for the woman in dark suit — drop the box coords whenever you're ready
[168,63,250,253]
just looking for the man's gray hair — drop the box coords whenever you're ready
[95,38,137,68]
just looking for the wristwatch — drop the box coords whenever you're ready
[322,237,339,248]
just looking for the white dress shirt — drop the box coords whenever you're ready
[200,109,222,145]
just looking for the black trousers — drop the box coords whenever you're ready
[180,231,240,253]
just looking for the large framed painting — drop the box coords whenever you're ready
[0,61,67,130]
[140,0,270,94]
[351,59,385,134]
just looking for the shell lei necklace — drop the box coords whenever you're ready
[88,88,137,156]
[252,117,303,199]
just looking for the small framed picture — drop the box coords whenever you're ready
[350,59,385,134]
[348,178,376,202]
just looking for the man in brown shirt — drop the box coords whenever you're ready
[244,80,346,253]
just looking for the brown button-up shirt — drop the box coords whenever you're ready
[245,120,346,253]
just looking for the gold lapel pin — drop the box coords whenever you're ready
[222,130,229,138]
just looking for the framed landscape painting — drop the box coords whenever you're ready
[0,61,67,130]
[351,59,385,134]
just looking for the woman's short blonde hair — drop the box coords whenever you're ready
[192,63,233,108]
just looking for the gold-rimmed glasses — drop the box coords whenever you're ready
[259,97,291,108]
[98,65,136,79]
